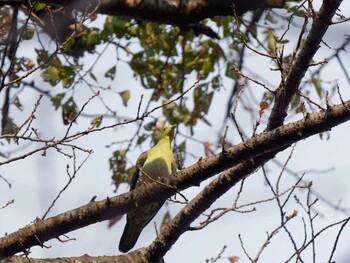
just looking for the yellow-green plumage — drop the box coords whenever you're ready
[119,125,176,253]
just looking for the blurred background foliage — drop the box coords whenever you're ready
[0,0,341,196]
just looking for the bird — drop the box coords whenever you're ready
[119,124,176,253]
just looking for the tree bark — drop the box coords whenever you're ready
[9,0,284,56]
[266,0,343,130]
[1,98,350,260]
[42,0,285,24]
[0,250,149,263]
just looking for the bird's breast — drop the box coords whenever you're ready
[141,148,174,181]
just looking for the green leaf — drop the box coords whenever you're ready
[34,3,46,11]
[160,211,171,231]
[51,93,65,110]
[291,94,300,110]
[87,30,101,45]
[200,57,213,76]
[90,116,103,128]
[62,98,79,125]
[163,102,191,125]
[312,78,324,98]
[41,66,60,86]
[105,66,116,80]
[21,26,35,40]
[287,5,306,17]
[112,17,130,38]
[144,120,158,131]
[225,62,238,80]
[35,49,49,65]
[249,23,257,36]
[89,72,97,82]
[103,16,114,34]
[60,66,76,88]
[265,29,278,55]
[136,134,147,145]
[118,90,130,107]
[193,84,213,116]
[2,118,18,142]
[211,75,222,90]
[40,56,74,87]
[62,38,75,53]
[130,52,151,76]
[109,149,129,192]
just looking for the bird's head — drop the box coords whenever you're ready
[159,124,176,141]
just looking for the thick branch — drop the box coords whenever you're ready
[1,0,285,57]
[1,250,148,263]
[148,152,276,261]
[1,99,350,260]
[266,0,343,130]
[43,0,285,25]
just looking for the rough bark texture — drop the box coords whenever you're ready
[43,0,285,24]
[266,0,343,130]
[148,151,277,262]
[1,98,350,261]
[6,0,285,45]
[0,250,149,263]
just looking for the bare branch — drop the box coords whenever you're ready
[267,0,342,130]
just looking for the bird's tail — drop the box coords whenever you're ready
[119,221,143,253]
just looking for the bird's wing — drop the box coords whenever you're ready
[129,150,148,191]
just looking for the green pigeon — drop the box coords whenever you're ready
[119,125,176,253]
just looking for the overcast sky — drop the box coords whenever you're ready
[1,2,350,262]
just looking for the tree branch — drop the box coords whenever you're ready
[42,0,285,24]
[147,151,276,262]
[1,99,350,260]
[0,0,285,58]
[267,0,343,131]
[147,97,350,260]
[1,250,148,263]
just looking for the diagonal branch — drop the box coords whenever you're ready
[266,0,343,131]
[147,97,349,260]
[147,151,276,262]
[1,99,350,260]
